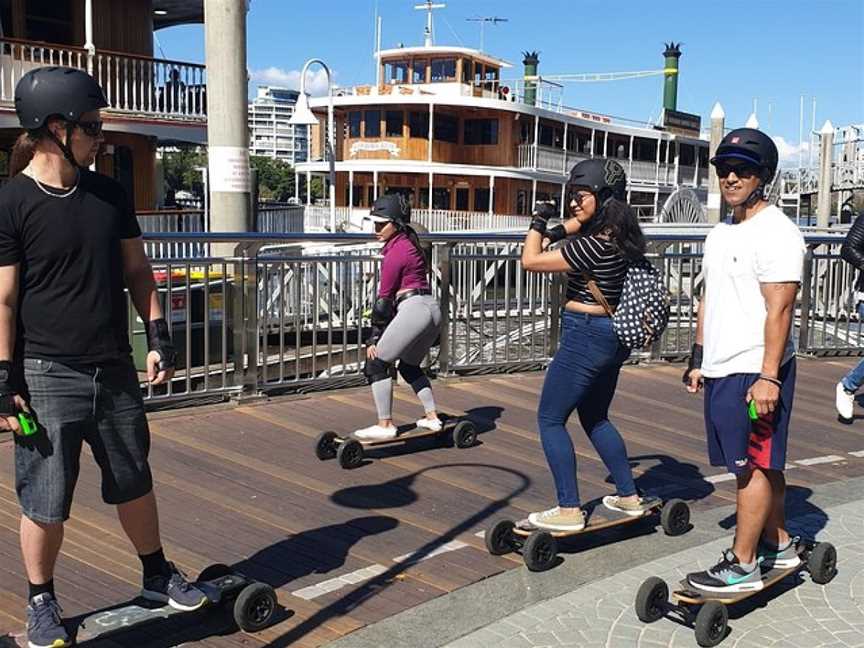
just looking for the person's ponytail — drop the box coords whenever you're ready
[10,132,38,176]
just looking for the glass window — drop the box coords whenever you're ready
[348,111,361,138]
[384,60,409,85]
[433,113,458,143]
[462,59,473,84]
[432,187,451,209]
[539,124,554,147]
[364,110,380,137]
[413,59,428,83]
[430,59,456,82]
[474,188,490,212]
[409,111,429,138]
[464,118,499,145]
[386,110,403,137]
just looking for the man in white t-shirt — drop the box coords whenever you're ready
[682,128,806,594]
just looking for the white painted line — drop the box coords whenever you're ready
[291,563,388,601]
[849,450,864,458]
[796,455,845,466]
[705,473,736,484]
[393,539,469,565]
[475,530,486,538]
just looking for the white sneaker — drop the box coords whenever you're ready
[416,417,443,432]
[353,424,398,440]
[836,382,855,421]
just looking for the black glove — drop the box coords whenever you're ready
[682,343,703,386]
[544,224,567,244]
[0,360,18,418]
[147,319,176,371]
[529,201,557,235]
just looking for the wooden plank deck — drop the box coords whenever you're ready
[2,357,864,647]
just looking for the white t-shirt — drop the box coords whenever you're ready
[701,205,806,378]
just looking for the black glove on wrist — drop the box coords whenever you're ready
[147,318,176,371]
[544,224,567,244]
[682,343,703,385]
[529,201,557,234]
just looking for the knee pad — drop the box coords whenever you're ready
[363,357,394,384]
[397,362,425,385]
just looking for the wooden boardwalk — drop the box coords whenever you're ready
[2,357,864,647]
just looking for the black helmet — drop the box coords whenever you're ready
[15,66,108,130]
[567,158,627,205]
[368,193,411,227]
[710,128,778,181]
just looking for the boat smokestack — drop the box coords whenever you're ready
[662,42,681,111]
[523,50,539,106]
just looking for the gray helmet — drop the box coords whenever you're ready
[368,193,411,227]
[567,158,627,205]
[15,67,108,130]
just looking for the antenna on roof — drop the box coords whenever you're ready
[466,16,508,52]
[414,1,446,47]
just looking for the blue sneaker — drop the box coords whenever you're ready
[141,562,208,611]
[687,549,763,593]
[26,593,70,648]
[758,536,801,570]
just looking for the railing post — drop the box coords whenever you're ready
[798,245,815,353]
[232,242,261,400]
[437,243,453,375]
[547,273,563,357]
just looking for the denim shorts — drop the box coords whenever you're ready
[15,357,153,523]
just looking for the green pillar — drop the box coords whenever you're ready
[663,42,681,112]
[523,50,539,106]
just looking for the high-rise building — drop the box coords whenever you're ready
[248,86,308,163]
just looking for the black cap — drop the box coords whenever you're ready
[710,127,778,180]
[15,67,108,130]
[567,158,627,203]
[368,194,411,226]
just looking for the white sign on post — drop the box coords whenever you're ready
[209,146,251,192]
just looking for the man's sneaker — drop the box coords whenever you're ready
[758,537,801,570]
[687,549,763,593]
[836,382,855,422]
[603,494,660,517]
[353,424,398,440]
[415,417,443,432]
[527,506,585,532]
[142,562,208,611]
[26,593,70,648]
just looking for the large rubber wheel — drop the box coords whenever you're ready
[485,519,515,556]
[337,439,364,469]
[634,576,668,623]
[808,542,838,584]
[233,582,277,632]
[315,431,339,460]
[198,563,233,583]
[453,420,478,448]
[694,601,728,647]
[661,499,691,536]
[522,531,557,572]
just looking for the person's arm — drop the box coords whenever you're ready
[0,263,24,432]
[841,211,864,269]
[683,287,705,393]
[121,237,175,385]
[521,202,583,273]
[758,282,797,380]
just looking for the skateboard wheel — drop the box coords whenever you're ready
[634,576,668,623]
[315,431,339,460]
[694,601,727,647]
[234,582,277,632]
[453,420,478,448]
[661,499,691,536]
[522,531,557,572]
[807,542,837,584]
[337,439,364,469]
[198,563,233,582]
[485,519,515,556]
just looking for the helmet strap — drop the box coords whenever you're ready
[44,122,82,170]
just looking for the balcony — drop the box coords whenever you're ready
[1,38,206,122]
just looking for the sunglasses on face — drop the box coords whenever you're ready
[75,120,104,137]
[567,191,592,206]
[373,220,388,231]
[716,162,759,179]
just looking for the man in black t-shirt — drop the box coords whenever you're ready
[0,67,205,648]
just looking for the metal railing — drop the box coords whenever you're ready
[136,231,855,407]
[0,37,206,120]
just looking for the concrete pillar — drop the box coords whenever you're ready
[817,120,834,228]
[204,0,251,233]
[707,102,725,223]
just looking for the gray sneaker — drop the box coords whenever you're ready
[758,537,801,570]
[26,593,70,648]
[687,549,763,593]
[141,562,208,611]
[603,494,660,517]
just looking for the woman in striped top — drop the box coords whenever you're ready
[520,158,657,532]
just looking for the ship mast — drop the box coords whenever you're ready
[414,1,445,47]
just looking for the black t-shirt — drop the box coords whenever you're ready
[0,171,142,364]
[561,235,628,307]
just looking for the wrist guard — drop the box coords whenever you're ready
[682,343,703,385]
[544,224,567,244]
[147,319,176,370]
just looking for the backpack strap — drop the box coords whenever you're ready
[581,272,615,317]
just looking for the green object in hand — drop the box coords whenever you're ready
[747,400,758,421]
[18,412,36,436]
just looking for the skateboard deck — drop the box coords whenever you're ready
[350,414,467,446]
[513,498,663,538]
[673,554,804,605]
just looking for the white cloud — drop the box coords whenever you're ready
[773,135,810,167]
[249,67,333,96]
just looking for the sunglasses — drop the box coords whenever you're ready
[373,220,389,231]
[716,162,759,179]
[75,120,104,137]
[567,190,593,206]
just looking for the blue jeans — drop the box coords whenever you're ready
[537,312,636,508]
[843,303,864,392]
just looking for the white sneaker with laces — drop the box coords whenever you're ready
[836,382,855,421]
[354,424,398,440]
[416,417,443,432]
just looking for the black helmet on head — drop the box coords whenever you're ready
[15,67,108,130]
[368,193,411,227]
[710,127,778,181]
[567,158,627,207]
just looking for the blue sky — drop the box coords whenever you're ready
[156,0,863,164]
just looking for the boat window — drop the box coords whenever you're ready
[464,118,499,145]
[462,59,473,84]
[474,188,490,212]
[679,143,695,166]
[348,112,361,138]
[364,110,381,137]
[384,60,409,85]
[539,124,555,147]
[409,111,429,138]
[386,110,403,137]
[413,59,428,83]
[433,113,458,143]
[431,59,456,82]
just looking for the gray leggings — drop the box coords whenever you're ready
[372,295,441,420]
